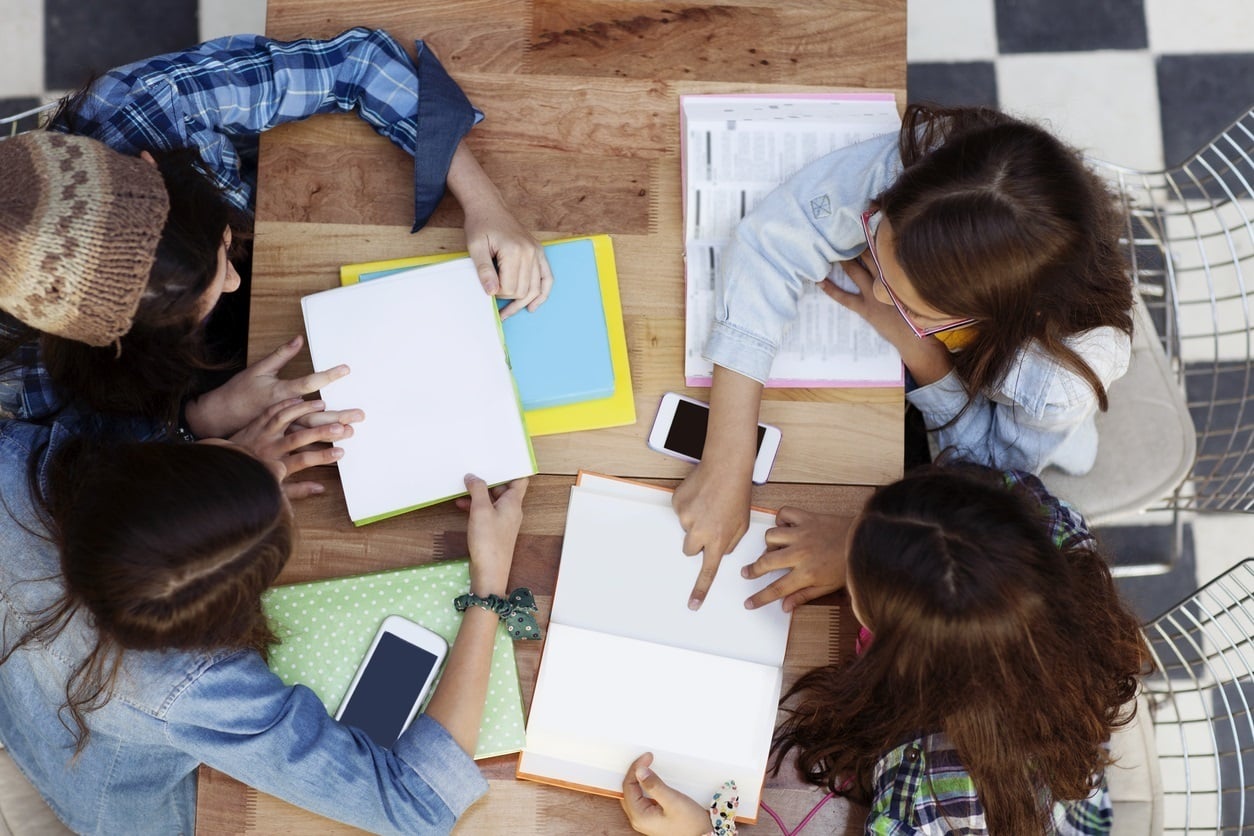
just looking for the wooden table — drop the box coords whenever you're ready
[197,1,905,833]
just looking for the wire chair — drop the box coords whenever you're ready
[0,101,57,138]
[1041,106,1254,572]
[1143,557,1254,834]
[1098,106,1254,514]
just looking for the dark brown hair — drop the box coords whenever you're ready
[771,466,1148,833]
[0,83,250,428]
[37,144,247,425]
[3,439,292,752]
[880,105,1133,410]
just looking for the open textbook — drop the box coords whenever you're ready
[682,93,905,387]
[517,473,791,823]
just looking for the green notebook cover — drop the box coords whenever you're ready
[262,560,525,759]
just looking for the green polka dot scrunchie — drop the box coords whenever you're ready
[453,587,544,640]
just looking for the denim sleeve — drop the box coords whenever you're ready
[906,328,1131,474]
[77,28,480,228]
[163,651,487,834]
[704,131,903,382]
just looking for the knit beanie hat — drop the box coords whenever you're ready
[0,132,169,346]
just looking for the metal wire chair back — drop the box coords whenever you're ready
[1090,107,1254,513]
[1143,557,1254,833]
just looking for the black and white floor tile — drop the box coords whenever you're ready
[3,0,1252,616]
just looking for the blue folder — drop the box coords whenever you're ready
[359,238,615,411]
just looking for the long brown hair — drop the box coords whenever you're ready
[880,105,1133,410]
[772,466,1148,833]
[2,439,292,752]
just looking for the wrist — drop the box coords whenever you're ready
[182,396,213,438]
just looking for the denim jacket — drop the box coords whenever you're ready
[704,131,1131,475]
[0,418,487,835]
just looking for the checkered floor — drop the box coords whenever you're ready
[2,0,1252,614]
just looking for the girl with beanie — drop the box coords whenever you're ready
[0,28,552,441]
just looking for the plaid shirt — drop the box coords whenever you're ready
[60,27,480,223]
[864,472,1111,835]
[4,28,479,426]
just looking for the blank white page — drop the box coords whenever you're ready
[551,484,791,668]
[301,259,535,524]
[520,622,781,817]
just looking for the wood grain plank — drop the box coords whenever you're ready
[527,1,905,89]
[262,0,532,74]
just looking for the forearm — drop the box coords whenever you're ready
[423,554,510,755]
[897,335,954,387]
[423,606,501,755]
[445,140,507,216]
[703,365,765,474]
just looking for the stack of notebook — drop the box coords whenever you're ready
[340,234,635,437]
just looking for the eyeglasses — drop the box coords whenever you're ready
[860,210,975,338]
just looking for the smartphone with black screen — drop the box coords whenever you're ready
[334,615,448,750]
[647,392,781,484]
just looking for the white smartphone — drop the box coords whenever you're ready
[648,392,782,485]
[334,615,449,750]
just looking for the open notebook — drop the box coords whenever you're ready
[301,257,536,525]
[517,473,791,822]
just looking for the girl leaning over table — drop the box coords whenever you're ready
[0,27,552,447]
[0,392,531,834]
[621,464,1149,836]
[672,105,1135,611]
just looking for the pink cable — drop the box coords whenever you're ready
[757,792,835,836]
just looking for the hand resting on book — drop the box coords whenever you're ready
[184,334,365,439]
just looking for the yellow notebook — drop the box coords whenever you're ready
[341,235,635,437]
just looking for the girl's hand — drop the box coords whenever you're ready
[621,753,712,836]
[822,259,954,386]
[821,258,921,350]
[672,457,752,611]
[742,506,854,612]
[446,140,554,319]
[463,197,555,319]
[184,335,353,438]
[455,474,528,596]
[224,397,353,500]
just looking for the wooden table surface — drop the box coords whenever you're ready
[198,1,905,833]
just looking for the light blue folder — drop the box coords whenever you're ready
[359,238,615,411]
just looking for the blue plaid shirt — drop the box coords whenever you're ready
[2,27,479,426]
[864,472,1111,835]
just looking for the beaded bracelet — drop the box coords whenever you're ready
[453,587,544,640]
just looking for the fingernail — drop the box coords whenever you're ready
[311,483,325,494]
[744,599,756,610]
[331,448,345,459]
[328,423,343,434]
[288,335,300,347]
[740,565,750,578]
[688,597,701,611]
[310,399,324,409]
[636,767,653,782]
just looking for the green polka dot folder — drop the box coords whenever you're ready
[262,559,525,759]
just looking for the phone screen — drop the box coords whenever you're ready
[665,398,765,460]
[338,632,440,749]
